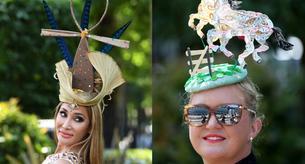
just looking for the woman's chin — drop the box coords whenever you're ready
[57,137,74,146]
[200,147,227,159]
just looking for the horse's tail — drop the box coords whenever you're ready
[272,27,293,50]
[228,0,242,10]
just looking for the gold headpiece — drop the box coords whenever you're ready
[41,0,130,105]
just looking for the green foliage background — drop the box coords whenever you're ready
[0,99,54,163]
[153,0,305,163]
[0,0,151,159]
[0,0,151,118]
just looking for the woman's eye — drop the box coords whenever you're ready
[74,116,84,122]
[59,111,67,117]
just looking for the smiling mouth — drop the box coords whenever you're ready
[58,130,73,139]
[203,135,226,143]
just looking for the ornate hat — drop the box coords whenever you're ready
[185,0,293,93]
[41,0,130,106]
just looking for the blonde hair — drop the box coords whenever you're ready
[54,102,104,164]
[237,77,263,118]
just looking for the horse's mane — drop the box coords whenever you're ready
[227,0,242,9]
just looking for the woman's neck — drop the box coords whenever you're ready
[55,144,83,154]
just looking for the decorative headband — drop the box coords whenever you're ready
[185,0,293,93]
[41,0,131,105]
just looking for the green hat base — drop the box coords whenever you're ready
[184,63,247,93]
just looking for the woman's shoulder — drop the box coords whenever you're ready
[42,152,84,164]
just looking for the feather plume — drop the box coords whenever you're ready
[81,0,92,30]
[42,0,73,67]
[100,21,132,53]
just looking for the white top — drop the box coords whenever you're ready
[42,152,84,164]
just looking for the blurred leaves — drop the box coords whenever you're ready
[0,99,54,163]
[104,148,152,164]
[0,0,151,153]
[0,0,151,123]
[0,0,77,117]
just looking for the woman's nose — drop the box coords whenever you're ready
[62,118,72,130]
[205,114,222,129]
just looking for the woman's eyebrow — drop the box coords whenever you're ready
[61,106,77,112]
[60,108,68,112]
[59,107,88,119]
[192,103,210,108]
[73,113,88,119]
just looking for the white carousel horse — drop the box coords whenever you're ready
[188,0,293,68]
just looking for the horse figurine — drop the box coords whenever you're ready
[188,0,293,68]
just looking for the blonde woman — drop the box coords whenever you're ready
[182,0,292,162]
[184,78,263,164]
[42,52,124,164]
[43,102,103,164]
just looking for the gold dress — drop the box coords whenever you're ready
[42,152,84,164]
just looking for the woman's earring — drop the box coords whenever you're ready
[250,137,254,143]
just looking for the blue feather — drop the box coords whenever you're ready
[42,0,74,68]
[81,0,92,30]
[100,21,132,53]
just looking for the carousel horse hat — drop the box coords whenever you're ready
[185,0,293,93]
[41,0,131,106]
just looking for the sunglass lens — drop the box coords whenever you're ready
[215,104,242,125]
[187,107,210,126]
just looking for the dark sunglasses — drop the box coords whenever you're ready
[184,104,256,126]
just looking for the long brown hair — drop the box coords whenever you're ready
[237,77,263,119]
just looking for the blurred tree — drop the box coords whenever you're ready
[0,98,54,163]
[0,0,151,149]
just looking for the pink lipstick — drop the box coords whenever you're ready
[58,130,73,139]
[203,134,226,143]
